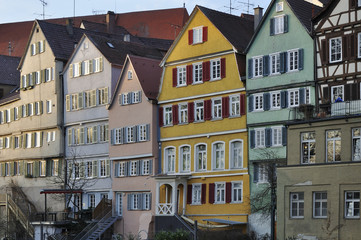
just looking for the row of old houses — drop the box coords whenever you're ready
[0,0,360,239]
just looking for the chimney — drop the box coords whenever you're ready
[254,6,264,31]
[106,11,115,34]
[66,19,74,36]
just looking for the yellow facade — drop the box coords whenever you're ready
[157,6,250,230]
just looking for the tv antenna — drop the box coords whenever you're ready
[238,0,255,14]
[39,0,48,19]
[224,0,238,14]
[92,9,105,15]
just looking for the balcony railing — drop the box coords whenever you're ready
[331,100,361,116]
[156,203,173,215]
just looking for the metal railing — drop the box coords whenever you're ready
[331,100,361,116]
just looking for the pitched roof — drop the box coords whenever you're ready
[109,54,162,108]
[86,33,165,66]
[0,8,189,58]
[0,55,20,86]
[80,20,131,35]
[197,5,254,53]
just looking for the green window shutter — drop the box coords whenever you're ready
[39,101,43,114]
[79,62,83,76]
[18,106,22,119]
[69,64,73,78]
[92,126,98,143]
[20,160,24,176]
[66,95,70,111]
[41,70,46,83]
[68,129,72,146]
[105,88,109,104]
[43,40,46,52]
[78,93,83,109]
[10,108,14,122]
[34,161,39,177]
[19,135,23,148]
[91,90,96,106]
[31,133,35,148]
[93,160,98,177]
[22,134,26,148]
[1,163,5,176]
[58,159,63,177]
[106,159,110,177]
[46,160,51,176]
[4,110,7,123]
[80,162,84,178]
[20,75,23,89]
[11,136,15,149]
[89,60,93,74]
[80,128,84,144]
[39,132,43,147]
[35,41,39,54]
[100,57,103,71]
[25,104,28,117]
[105,125,109,141]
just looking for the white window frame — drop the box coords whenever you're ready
[132,91,141,103]
[256,163,269,183]
[164,105,173,126]
[165,147,175,173]
[290,192,304,218]
[272,127,282,147]
[255,128,265,148]
[126,126,135,143]
[5,137,10,149]
[194,101,204,122]
[352,128,361,161]
[254,94,263,111]
[73,62,81,77]
[195,143,207,172]
[116,192,123,216]
[288,89,299,107]
[39,160,46,176]
[345,191,360,218]
[358,33,361,58]
[142,160,150,175]
[31,43,36,56]
[35,131,41,147]
[138,124,147,142]
[89,194,96,208]
[215,182,225,204]
[192,27,203,44]
[177,66,186,86]
[326,130,341,162]
[212,98,222,119]
[46,100,52,113]
[98,88,108,105]
[128,70,133,80]
[270,53,281,75]
[313,192,327,218]
[270,91,281,110]
[274,15,285,35]
[193,62,203,84]
[35,71,41,84]
[192,183,202,205]
[230,140,243,169]
[27,162,34,176]
[130,161,138,176]
[212,141,225,170]
[119,162,126,177]
[114,128,122,145]
[52,159,59,176]
[26,133,32,148]
[210,59,221,80]
[276,2,283,12]
[288,49,299,72]
[5,109,10,123]
[329,37,342,63]
[179,145,191,173]
[122,93,130,105]
[331,85,344,102]
[99,160,106,177]
[232,181,243,203]
[179,103,188,124]
[301,132,316,164]
[94,57,102,73]
[229,95,240,117]
[86,161,93,178]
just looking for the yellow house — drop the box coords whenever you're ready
[155,5,254,234]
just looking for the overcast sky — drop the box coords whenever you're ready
[0,0,272,24]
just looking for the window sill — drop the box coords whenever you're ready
[230,201,243,204]
[210,78,221,82]
[229,115,241,119]
[192,81,203,85]
[194,120,205,123]
[178,122,189,126]
[213,202,225,204]
[290,217,304,219]
[211,117,223,121]
[191,203,201,206]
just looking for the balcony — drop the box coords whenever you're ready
[331,100,361,116]
[157,203,174,215]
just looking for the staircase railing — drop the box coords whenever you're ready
[174,213,195,236]
[6,194,35,239]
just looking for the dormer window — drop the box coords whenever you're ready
[276,2,283,12]
[188,26,208,45]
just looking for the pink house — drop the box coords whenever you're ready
[108,54,162,239]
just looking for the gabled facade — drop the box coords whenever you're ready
[108,54,162,239]
[156,5,253,233]
[246,0,323,236]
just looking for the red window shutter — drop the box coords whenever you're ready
[186,65,193,85]
[188,29,193,45]
[203,61,210,81]
[187,185,192,204]
[172,68,177,87]
[172,105,179,125]
[209,183,215,204]
[188,102,194,123]
[204,99,212,120]
[222,96,229,118]
[201,184,207,204]
[221,58,226,78]
[158,107,164,127]
[226,182,232,203]
[240,94,246,115]
[202,26,208,42]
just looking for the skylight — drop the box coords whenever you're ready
[107,42,115,48]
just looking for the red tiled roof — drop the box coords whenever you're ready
[0,8,189,58]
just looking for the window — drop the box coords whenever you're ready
[230,95,240,117]
[126,126,135,143]
[73,163,80,179]
[331,85,344,102]
[177,66,186,86]
[194,101,204,122]
[71,94,78,110]
[232,182,243,203]
[212,98,222,119]
[89,194,95,208]
[288,49,299,72]
[73,63,81,77]
[193,63,203,83]
[114,128,123,145]
[45,68,52,82]
[164,106,173,126]
[255,163,268,183]
[143,193,151,210]
[270,53,280,74]
[116,193,123,216]
[215,183,225,204]
[98,88,108,105]
[326,130,341,162]
[14,136,20,149]
[132,91,141,104]
[230,140,243,169]
[39,40,44,53]
[165,147,175,173]
[51,160,59,176]
[128,193,151,210]
[5,137,10,149]
[195,144,207,171]
[14,107,18,120]
[122,93,130,105]
[192,27,203,44]
[138,124,148,142]
[5,109,10,123]
[290,192,304,218]
[179,103,188,124]
[86,161,93,178]
[31,43,36,56]
[100,193,108,199]
[180,145,191,172]
[345,191,360,218]
[210,59,221,80]
[84,90,96,108]
[94,57,102,72]
[130,161,138,176]
[276,2,283,12]
[192,184,202,204]
[353,128,361,161]
[301,132,316,164]
[130,193,140,210]
[142,160,150,175]
[83,60,90,75]
[313,192,327,218]
[329,37,342,63]
[128,70,133,80]
[119,162,126,177]
[271,91,281,109]
[35,71,40,84]
[26,133,32,148]
[274,15,284,35]
[213,142,225,170]
[39,160,46,176]
[99,160,107,177]
[358,33,361,58]
[86,127,93,144]
[99,125,109,142]
[14,161,20,175]
[288,89,299,107]
[255,128,265,148]
[46,100,52,113]
[272,127,282,147]
[26,162,34,176]
[4,163,9,176]
[254,94,263,111]
[73,194,81,212]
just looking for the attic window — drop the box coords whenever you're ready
[107,42,115,48]
[128,70,133,80]
[83,42,89,49]
[276,2,283,12]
